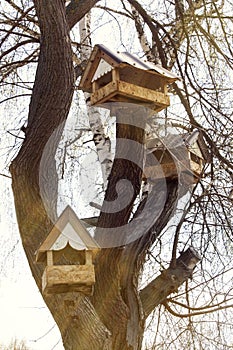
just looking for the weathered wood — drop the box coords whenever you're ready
[85,250,93,265]
[42,265,95,295]
[47,250,53,266]
[144,146,204,182]
[90,81,119,105]
[118,81,170,109]
[92,80,99,92]
[91,80,170,111]
[112,68,120,84]
[80,44,179,113]
[144,163,201,183]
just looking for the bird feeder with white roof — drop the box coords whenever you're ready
[36,206,100,295]
[79,44,179,112]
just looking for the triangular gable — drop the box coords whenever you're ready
[36,206,99,262]
[189,141,204,159]
[50,223,91,251]
[92,58,113,82]
[79,45,119,93]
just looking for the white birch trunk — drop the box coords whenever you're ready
[130,5,159,63]
[79,14,113,187]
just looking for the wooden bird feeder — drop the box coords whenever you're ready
[79,44,179,112]
[36,206,100,296]
[144,132,209,183]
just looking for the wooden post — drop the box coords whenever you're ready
[85,250,93,265]
[47,250,53,266]
[112,68,120,84]
[92,80,99,92]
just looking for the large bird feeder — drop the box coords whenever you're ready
[79,44,179,112]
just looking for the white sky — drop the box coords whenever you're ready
[0,278,64,350]
[0,173,64,349]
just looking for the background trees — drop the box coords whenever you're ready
[0,0,232,349]
[0,339,31,350]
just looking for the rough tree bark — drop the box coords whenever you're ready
[9,1,200,350]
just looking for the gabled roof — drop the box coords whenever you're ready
[146,131,209,161]
[79,44,179,92]
[36,206,100,262]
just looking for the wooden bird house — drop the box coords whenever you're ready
[144,131,209,183]
[36,206,100,295]
[79,44,179,111]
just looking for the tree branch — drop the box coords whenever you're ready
[66,0,101,29]
[163,299,233,318]
[140,247,201,318]
[127,0,167,66]
[173,83,233,171]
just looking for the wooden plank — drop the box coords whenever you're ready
[90,80,170,111]
[91,81,118,105]
[99,51,126,68]
[47,251,53,266]
[144,159,202,182]
[92,80,99,92]
[42,265,95,295]
[144,162,177,180]
[79,46,102,92]
[118,81,170,106]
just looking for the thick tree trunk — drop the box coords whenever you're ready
[10,0,75,284]
[91,106,147,350]
[95,106,148,246]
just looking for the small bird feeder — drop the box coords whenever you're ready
[79,44,179,112]
[144,131,209,183]
[36,206,100,295]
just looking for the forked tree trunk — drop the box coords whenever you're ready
[10,1,199,349]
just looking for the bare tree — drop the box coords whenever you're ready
[1,0,232,349]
